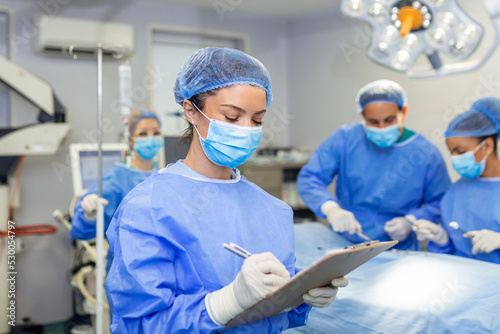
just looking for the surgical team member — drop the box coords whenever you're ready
[414,97,500,264]
[105,47,347,333]
[297,80,451,250]
[71,109,163,271]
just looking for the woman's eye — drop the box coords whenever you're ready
[225,116,238,122]
[153,131,162,136]
[137,132,148,137]
[253,119,263,125]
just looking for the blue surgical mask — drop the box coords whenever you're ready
[451,140,488,179]
[134,136,164,160]
[365,123,401,148]
[192,103,262,168]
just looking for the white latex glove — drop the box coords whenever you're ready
[470,229,500,254]
[321,201,361,234]
[302,276,349,308]
[384,216,413,242]
[205,252,290,325]
[412,220,449,245]
[81,194,108,221]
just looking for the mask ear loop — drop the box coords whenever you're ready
[191,101,212,122]
[474,140,491,163]
[190,101,211,141]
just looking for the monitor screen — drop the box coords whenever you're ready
[79,150,123,190]
[70,143,128,197]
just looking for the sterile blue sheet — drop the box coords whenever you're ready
[286,223,500,334]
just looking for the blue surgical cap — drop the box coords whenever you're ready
[173,47,273,107]
[356,80,407,112]
[445,97,500,138]
[129,109,161,139]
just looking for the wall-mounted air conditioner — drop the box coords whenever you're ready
[35,16,134,59]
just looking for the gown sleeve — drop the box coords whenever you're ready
[71,168,126,240]
[105,193,223,334]
[406,145,451,222]
[297,131,342,218]
[427,186,455,254]
[286,267,312,328]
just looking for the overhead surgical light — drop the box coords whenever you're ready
[340,0,500,78]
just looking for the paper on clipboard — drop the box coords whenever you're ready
[224,240,398,330]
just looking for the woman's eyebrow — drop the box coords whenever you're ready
[220,104,266,115]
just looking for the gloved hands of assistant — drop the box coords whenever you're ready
[302,276,349,308]
[205,252,290,325]
[81,194,109,221]
[470,229,500,255]
[321,201,362,234]
[384,215,415,242]
[412,219,449,245]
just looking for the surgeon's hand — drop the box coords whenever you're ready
[303,276,348,308]
[205,252,290,325]
[81,194,108,221]
[412,220,449,245]
[470,229,500,254]
[321,201,361,234]
[384,216,413,242]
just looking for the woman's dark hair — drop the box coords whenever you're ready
[479,134,498,156]
[179,89,219,145]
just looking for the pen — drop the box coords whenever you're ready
[356,232,372,241]
[223,242,252,259]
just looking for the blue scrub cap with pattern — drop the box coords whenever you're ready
[445,97,500,138]
[173,47,273,107]
[129,109,161,139]
[356,80,407,112]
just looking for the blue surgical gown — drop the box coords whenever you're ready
[297,123,451,250]
[71,163,152,272]
[71,163,152,240]
[428,177,500,264]
[105,161,311,333]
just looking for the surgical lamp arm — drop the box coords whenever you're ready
[409,0,500,79]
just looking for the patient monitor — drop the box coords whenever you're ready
[69,143,128,198]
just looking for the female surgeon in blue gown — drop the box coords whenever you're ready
[104,47,348,333]
[71,109,163,272]
[297,80,451,250]
[414,97,500,264]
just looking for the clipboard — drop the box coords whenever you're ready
[224,240,398,330]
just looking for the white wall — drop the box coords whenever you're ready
[286,2,500,182]
[1,0,288,324]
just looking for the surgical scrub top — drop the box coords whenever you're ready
[71,163,152,240]
[297,123,451,250]
[428,177,500,264]
[71,163,152,273]
[105,161,311,333]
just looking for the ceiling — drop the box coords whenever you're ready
[148,0,341,19]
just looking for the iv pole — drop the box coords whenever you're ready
[95,43,105,334]
[90,42,125,334]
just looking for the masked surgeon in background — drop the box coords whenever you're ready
[297,80,451,250]
[105,47,348,334]
[414,97,500,264]
[71,109,163,271]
